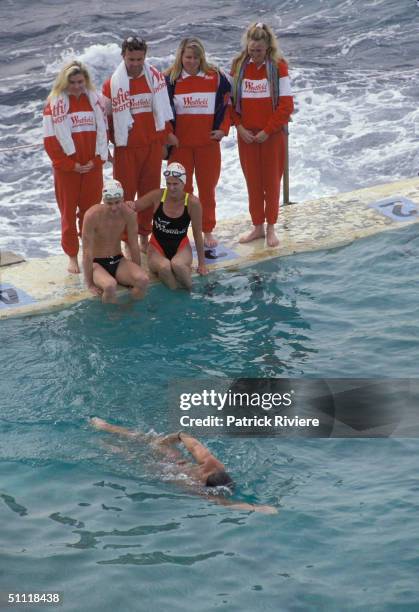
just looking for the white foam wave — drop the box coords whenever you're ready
[1,41,418,257]
[339,24,402,57]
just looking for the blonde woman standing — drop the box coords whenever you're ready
[231,23,294,247]
[43,60,107,273]
[165,37,231,248]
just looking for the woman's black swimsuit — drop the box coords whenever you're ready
[150,189,191,260]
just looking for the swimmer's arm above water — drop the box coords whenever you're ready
[178,432,218,465]
[158,432,183,445]
[89,417,147,440]
[209,496,278,515]
[90,419,181,448]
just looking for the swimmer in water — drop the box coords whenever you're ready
[90,417,277,514]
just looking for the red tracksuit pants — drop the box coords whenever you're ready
[238,131,285,226]
[170,141,221,233]
[54,166,103,257]
[114,143,162,235]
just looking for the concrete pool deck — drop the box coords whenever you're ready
[1,176,419,319]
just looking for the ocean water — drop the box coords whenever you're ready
[1,1,419,610]
[2,226,419,611]
[0,0,419,256]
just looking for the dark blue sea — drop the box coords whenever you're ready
[1,2,419,611]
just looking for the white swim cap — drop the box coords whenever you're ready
[102,179,124,201]
[163,162,186,183]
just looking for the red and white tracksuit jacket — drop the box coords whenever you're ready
[168,70,230,234]
[103,75,166,235]
[43,94,104,257]
[231,60,294,226]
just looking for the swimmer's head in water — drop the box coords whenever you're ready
[102,179,124,202]
[205,469,235,491]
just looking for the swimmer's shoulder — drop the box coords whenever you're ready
[83,203,103,226]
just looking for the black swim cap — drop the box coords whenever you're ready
[206,469,235,490]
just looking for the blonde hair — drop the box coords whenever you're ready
[166,37,218,84]
[48,60,94,99]
[232,22,286,73]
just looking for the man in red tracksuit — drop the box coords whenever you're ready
[102,36,172,251]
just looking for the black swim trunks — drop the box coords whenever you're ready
[93,253,123,278]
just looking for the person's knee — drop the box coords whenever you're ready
[132,269,149,288]
[158,259,172,275]
[171,260,190,276]
[102,278,118,295]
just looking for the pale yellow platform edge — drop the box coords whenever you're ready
[1,176,419,319]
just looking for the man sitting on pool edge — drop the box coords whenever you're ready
[82,180,149,303]
[90,417,277,514]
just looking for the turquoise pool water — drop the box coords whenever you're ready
[1,225,419,611]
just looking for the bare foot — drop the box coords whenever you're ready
[131,286,147,300]
[140,234,149,253]
[266,225,279,248]
[68,256,80,273]
[239,224,265,244]
[204,232,218,248]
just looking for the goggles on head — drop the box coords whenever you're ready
[163,170,185,179]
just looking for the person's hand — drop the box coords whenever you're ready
[84,160,95,171]
[87,283,102,296]
[254,130,268,143]
[123,200,137,213]
[237,125,254,144]
[75,161,94,173]
[210,129,225,141]
[167,133,179,147]
[254,504,278,514]
[197,263,208,276]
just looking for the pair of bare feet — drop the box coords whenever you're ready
[239,224,279,248]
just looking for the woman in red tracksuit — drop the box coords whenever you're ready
[231,22,294,247]
[165,37,231,248]
[43,60,107,273]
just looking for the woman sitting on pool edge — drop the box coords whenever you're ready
[132,162,208,290]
